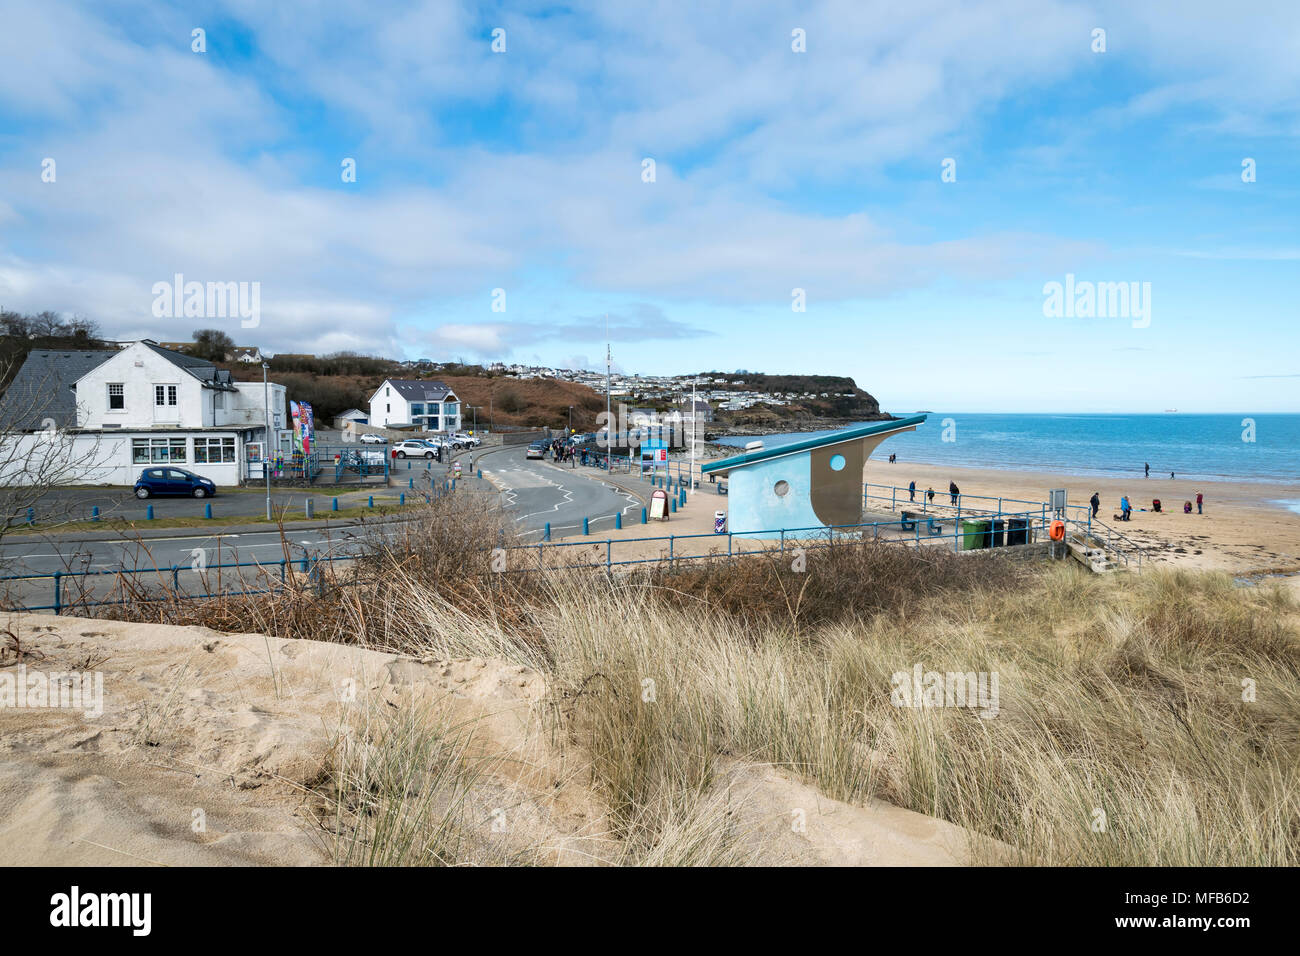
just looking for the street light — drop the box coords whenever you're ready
[262,362,271,520]
[568,405,573,435]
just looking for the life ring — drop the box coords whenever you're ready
[1049,520,1065,541]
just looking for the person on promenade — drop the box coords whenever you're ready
[949,481,960,505]
[1196,492,1203,514]
[1090,492,1100,518]
[909,480,916,502]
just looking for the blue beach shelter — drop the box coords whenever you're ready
[701,416,927,536]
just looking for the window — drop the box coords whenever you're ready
[213,391,225,410]
[107,383,124,410]
[411,402,424,416]
[829,454,846,471]
[194,437,236,463]
[386,403,390,413]
[774,480,790,497]
[132,438,187,464]
[154,385,177,406]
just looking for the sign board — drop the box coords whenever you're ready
[649,488,669,520]
[1049,488,1067,515]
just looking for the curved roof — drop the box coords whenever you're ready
[701,415,927,476]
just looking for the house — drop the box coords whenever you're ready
[333,408,369,429]
[701,416,926,536]
[231,346,263,363]
[0,340,289,487]
[677,400,714,424]
[368,379,461,432]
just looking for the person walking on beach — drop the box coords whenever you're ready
[926,487,935,503]
[1145,462,1150,478]
[1196,492,1203,514]
[1090,492,1100,518]
[908,480,916,502]
[949,481,959,505]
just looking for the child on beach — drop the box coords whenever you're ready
[1196,492,1203,514]
[926,487,935,503]
[1183,500,1193,514]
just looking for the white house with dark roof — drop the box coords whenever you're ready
[368,379,460,432]
[0,340,288,487]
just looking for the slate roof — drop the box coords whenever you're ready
[380,379,456,402]
[142,342,236,390]
[0,349,118,429]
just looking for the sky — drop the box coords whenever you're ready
[0,0,1297,413]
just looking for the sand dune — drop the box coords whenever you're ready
[0,613,994,866]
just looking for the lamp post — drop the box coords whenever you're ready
[568,405,573,435]
[262,362,272,520]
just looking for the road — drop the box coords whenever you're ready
[476,444,641,540]
[0,444,642,608]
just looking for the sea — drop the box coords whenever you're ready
[714,413,1300,511]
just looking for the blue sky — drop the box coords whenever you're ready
[0,0,1297,412]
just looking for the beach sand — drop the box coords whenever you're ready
[540,455,1300,578]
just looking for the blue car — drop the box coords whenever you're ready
[134,467,218,499]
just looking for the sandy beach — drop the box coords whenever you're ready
[542,453,1300,579]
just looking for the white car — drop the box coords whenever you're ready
[393,440,438,459]
[359,433,387,444]
[452,432,481,447]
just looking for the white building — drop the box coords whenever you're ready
[368,380,460,432]
[0,341,288,487]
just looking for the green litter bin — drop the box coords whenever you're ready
[961,519,991,550]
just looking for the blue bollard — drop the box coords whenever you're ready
[641,507,647,524]
[91,506,99,522]
[671,497,677,513]
[400,492,405,505]
[409,478,414,489]
[204,502,212,519]
[332,497,338,511]
[544,522,551,542]
[26,507,34,526]
[146,504,154,520]
[477,469,482,478]
[368,495,374,508]
[583,516,589,535]
[615,512,622,529]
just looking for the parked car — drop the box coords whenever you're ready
[452,432,481,447]
[135,467,217,499]
[359,432,387,444]
[339,449,385,471]
[393,440,438,459]
[525,441,546,460]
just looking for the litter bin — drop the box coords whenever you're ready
[990,518,1006,547]
[1005,517,1029,546]
[961,519,991,550]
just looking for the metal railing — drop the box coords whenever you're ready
[0,510,1054,614]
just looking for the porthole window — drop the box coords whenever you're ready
[829,454,846,471]
[774,480,790,497]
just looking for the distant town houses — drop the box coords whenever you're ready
[0,340,288,487]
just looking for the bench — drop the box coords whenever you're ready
[900,512,943,535]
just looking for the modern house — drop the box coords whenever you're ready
[701,416,926,536]
[0,340,288,487]
[368,380,460,432]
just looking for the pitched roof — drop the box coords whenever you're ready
[379,379,456,402]
[0,349,118,429]
[141,342,236,390]
[701,415,927,476]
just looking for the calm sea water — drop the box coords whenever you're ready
[715,413,1300,491]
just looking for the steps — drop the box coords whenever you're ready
[1065,530,1122,573]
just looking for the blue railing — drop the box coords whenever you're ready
[0,510,1052,614]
